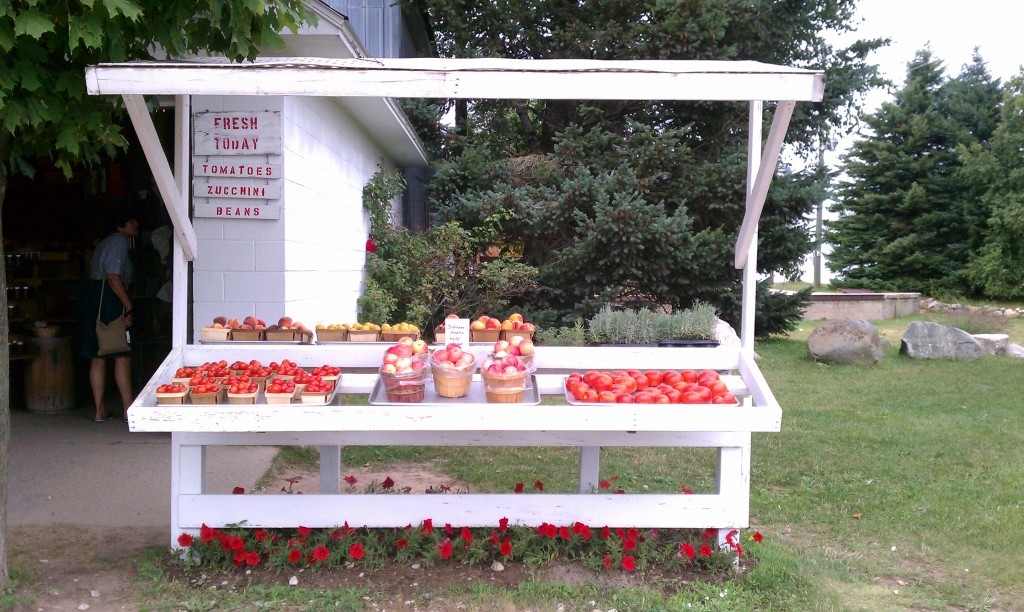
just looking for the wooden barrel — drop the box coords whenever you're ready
[26,336,75,413]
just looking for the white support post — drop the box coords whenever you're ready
[170,433,206,549]
[172,95,190,348]
[734,100,796,269]
[578,446,600,493]
[319,445,342,494]
[740,101,763,353]
[715,434,751,558]
[121,94,198,261]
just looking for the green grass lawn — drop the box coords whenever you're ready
[129,309,1024,610]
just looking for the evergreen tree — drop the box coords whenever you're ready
[404,0,885,335]
[959,74,1024,298]
[828,49,985,294]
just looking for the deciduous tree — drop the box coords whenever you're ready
[0,0,310,587]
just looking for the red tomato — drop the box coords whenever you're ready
[644,370,664,386]
[617,376,638,394]
[597,390,618,404]
[680,369,698,383]
[571,382,590,401]
[632,374,650,391]
[717,392,737,404]
[616,394,634,404]
[592,374,614,393]
[666,389,683,404]
[581,390,599,403]
[609,383,627,395]
[656,383,674,395]
[634,392,656,404]
[681,391,703,404]
[707,380,729,397]
[695,386,713,403]
[662,371,683,386]
[654,394,671,404]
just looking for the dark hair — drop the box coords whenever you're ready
[112,207,138,230]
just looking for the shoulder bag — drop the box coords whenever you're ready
[95,280,131,356]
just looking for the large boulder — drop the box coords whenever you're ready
[1006,344,1024,359]
[900,321,983,360]
[971,333,1010,356]
[807,319,885,365]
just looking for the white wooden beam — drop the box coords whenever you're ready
[172,95,191,347]
[734,100,796,269]
[121,94,198,261]
[87,58,825,102]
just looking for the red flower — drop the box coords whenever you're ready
[613,489,625,494]
[752,531,764,543]
[255,529,269,542]
[232,486,245,494]
[500,542,512,556]
[200,524,217,544]
[331,529,344,541]
[348,543,364,560]
[422,518,433,533]
[439,541,453,559]
[623,537,637,551]
[288,549,301,563]
[622,555,636,571]
[344,475,358,485]
[603,555,611,570]
[245,551,260,566]
[396,538,409,550]
[681,484,695,494]
[365,238,377,253]
[382,476,395,490]
[229,536,245,552]
[559,526,571,541]
[445,523,454,536]
[461,526,473,542]
[700,545,713,557]
[177,533,193,548]
[683,543,696,559]
[702,528,716,541]
[489,530,500,546]
[514,482,524,493]
[298,526,312,536]
[499,517,509,532]
[599,480,611,489]
[312,546,330,562]
[534,480,544,491]
[233,551,246,566]
[599,526,611,540]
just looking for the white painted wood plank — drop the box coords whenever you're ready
[175,430,750,448]
[734,100,796,269]
[121,95,198,260]
[178,493,750,530]
[88,59,825,102]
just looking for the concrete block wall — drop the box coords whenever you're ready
[190,94,395,340]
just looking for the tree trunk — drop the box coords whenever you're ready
[0,129,11,588]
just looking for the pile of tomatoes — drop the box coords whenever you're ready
[565,369,737,405]
[155,383,187,394]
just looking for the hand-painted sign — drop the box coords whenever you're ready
[193,111,282,155]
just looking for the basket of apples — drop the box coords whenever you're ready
[479,353,531,403]
[378,338,430,403]
[155,383,189,405]
[498,313,536,341]
[491,335,536,371]
[429,343,475,398]
[469,314,502,343]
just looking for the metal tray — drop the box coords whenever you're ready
[369,374,540,406]
[563,377,740,406]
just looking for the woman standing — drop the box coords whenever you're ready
[79,211,138,422]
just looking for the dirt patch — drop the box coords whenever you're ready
[255,462,474,496]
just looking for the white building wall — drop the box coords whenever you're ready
[190,94,395,340]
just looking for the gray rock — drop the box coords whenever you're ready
[807,318,885,365]
[1006,344,1024,358]
[972,333,1010,356]
[900,321,983,360]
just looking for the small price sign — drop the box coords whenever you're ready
[444,318,470,347]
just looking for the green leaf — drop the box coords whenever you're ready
[14,9,55,39]
[101,0,144,21]
[0,22,15,51]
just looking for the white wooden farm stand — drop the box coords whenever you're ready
[85,58,824,549]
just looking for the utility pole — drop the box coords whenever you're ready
[813,146,824,287]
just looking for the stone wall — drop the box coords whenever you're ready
[920,298,1024,319]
